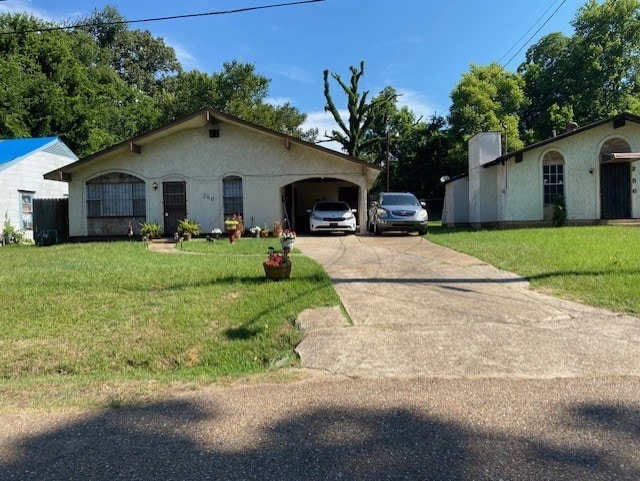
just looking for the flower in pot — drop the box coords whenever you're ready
[280,229,296,252]
[177,218,200,240]
[272,220,283,238]
[250,226,261,237]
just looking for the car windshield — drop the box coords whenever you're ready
[380,195,419,206]
[314,202,349,212]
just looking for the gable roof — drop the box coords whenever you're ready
[44,107,382,181]
[483,112,640,168]
[0,137,65,167]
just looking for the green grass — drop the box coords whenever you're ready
[0,239,339,408]
[427,224,640,315]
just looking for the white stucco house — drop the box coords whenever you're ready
[44,107,381,239]
[442,113,640,227]
[0,137,77,240]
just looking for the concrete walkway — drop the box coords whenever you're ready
[295,234,640,379]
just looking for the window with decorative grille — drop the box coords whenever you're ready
[223,176,243,216]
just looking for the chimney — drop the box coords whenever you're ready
[566,122,579,132]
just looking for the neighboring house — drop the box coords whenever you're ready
[442,113,640,227]
[0,137,78,240]
[44,107,382,239]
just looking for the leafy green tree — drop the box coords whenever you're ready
[79,5,181,95]
[448,62,527,165]
[518,32,573,142]
[159,61,312,138]
[519,0,640,140]
[322,61,397,158]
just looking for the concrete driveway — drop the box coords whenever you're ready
[294,234,640,378]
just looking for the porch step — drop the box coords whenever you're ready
[601,219,640,226]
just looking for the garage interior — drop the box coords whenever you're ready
[283,178,360,233]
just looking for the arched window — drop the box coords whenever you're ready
[600,137,631,160]
[542,151,564,205]
[223,176,243,217]
[87,173,145,217]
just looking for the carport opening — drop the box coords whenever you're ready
[285,178,360,233]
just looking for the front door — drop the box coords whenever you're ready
[601,163,631,219]
[163,181,186,236]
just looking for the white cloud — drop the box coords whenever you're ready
[0,1,84,23]
[396,88,439,121]
[267,63,313,83]
[168,41,199,71]
[266,96,292,107]
[302,110,346,153]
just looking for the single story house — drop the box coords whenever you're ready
[44,107,381,239]
[442,113,640,227]
[0,137,77,240]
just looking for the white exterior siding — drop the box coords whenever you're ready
[0,150,75,239]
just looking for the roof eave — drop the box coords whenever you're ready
[44,107,381,181]
[483,112,640,168]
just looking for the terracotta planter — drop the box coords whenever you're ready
[234,229,242,239]
[260,231,270,238]
[273,229,283,239]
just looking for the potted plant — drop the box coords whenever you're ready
[272,220,283,238]
[249,226,261,237]
[260,223,270,237]
[263,249,292,280]
[225,217,239,243]
[280,229,296,251]
[177,218,200,240]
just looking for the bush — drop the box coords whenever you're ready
[553,196,567,227]
[177,218,200,236]
[140,221,163,238]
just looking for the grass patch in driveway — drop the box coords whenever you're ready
[0,240,338,409]
[427,224,640,315]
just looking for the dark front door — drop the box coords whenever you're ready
[601,163,631,219]
[163,181,186,235]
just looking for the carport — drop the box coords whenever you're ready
[284,177,362,233]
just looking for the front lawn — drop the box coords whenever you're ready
[427,224,640,315]
[0,239,339,407]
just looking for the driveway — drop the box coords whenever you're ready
[294,234,640,378]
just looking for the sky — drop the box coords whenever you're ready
[1,0,587,148]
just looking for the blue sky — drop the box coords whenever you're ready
[1,0,586,142]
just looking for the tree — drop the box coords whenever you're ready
[518,32,573,142]
[79,5,181,95]
[519,0,640,140]
[322,61,396,158]
[158,61,312,138]
[448,62,527,165]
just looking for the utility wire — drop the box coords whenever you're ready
[0,0,325,35]
[498,0,563,65]
[501,0,568,70]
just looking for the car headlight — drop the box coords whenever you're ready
[344,212,354,220]
[416,209,428,221]
[311,213,323,220]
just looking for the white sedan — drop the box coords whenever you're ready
[308,201,357,234]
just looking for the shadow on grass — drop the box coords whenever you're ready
[1,398,638,480]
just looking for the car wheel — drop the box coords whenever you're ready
[418,226,428,236]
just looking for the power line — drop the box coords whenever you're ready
[501,0,568,70]
[0,0,326,36]
[498,0,563,66]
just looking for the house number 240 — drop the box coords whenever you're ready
[203,193,215,202]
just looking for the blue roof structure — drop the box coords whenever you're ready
[0,137,59,167]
